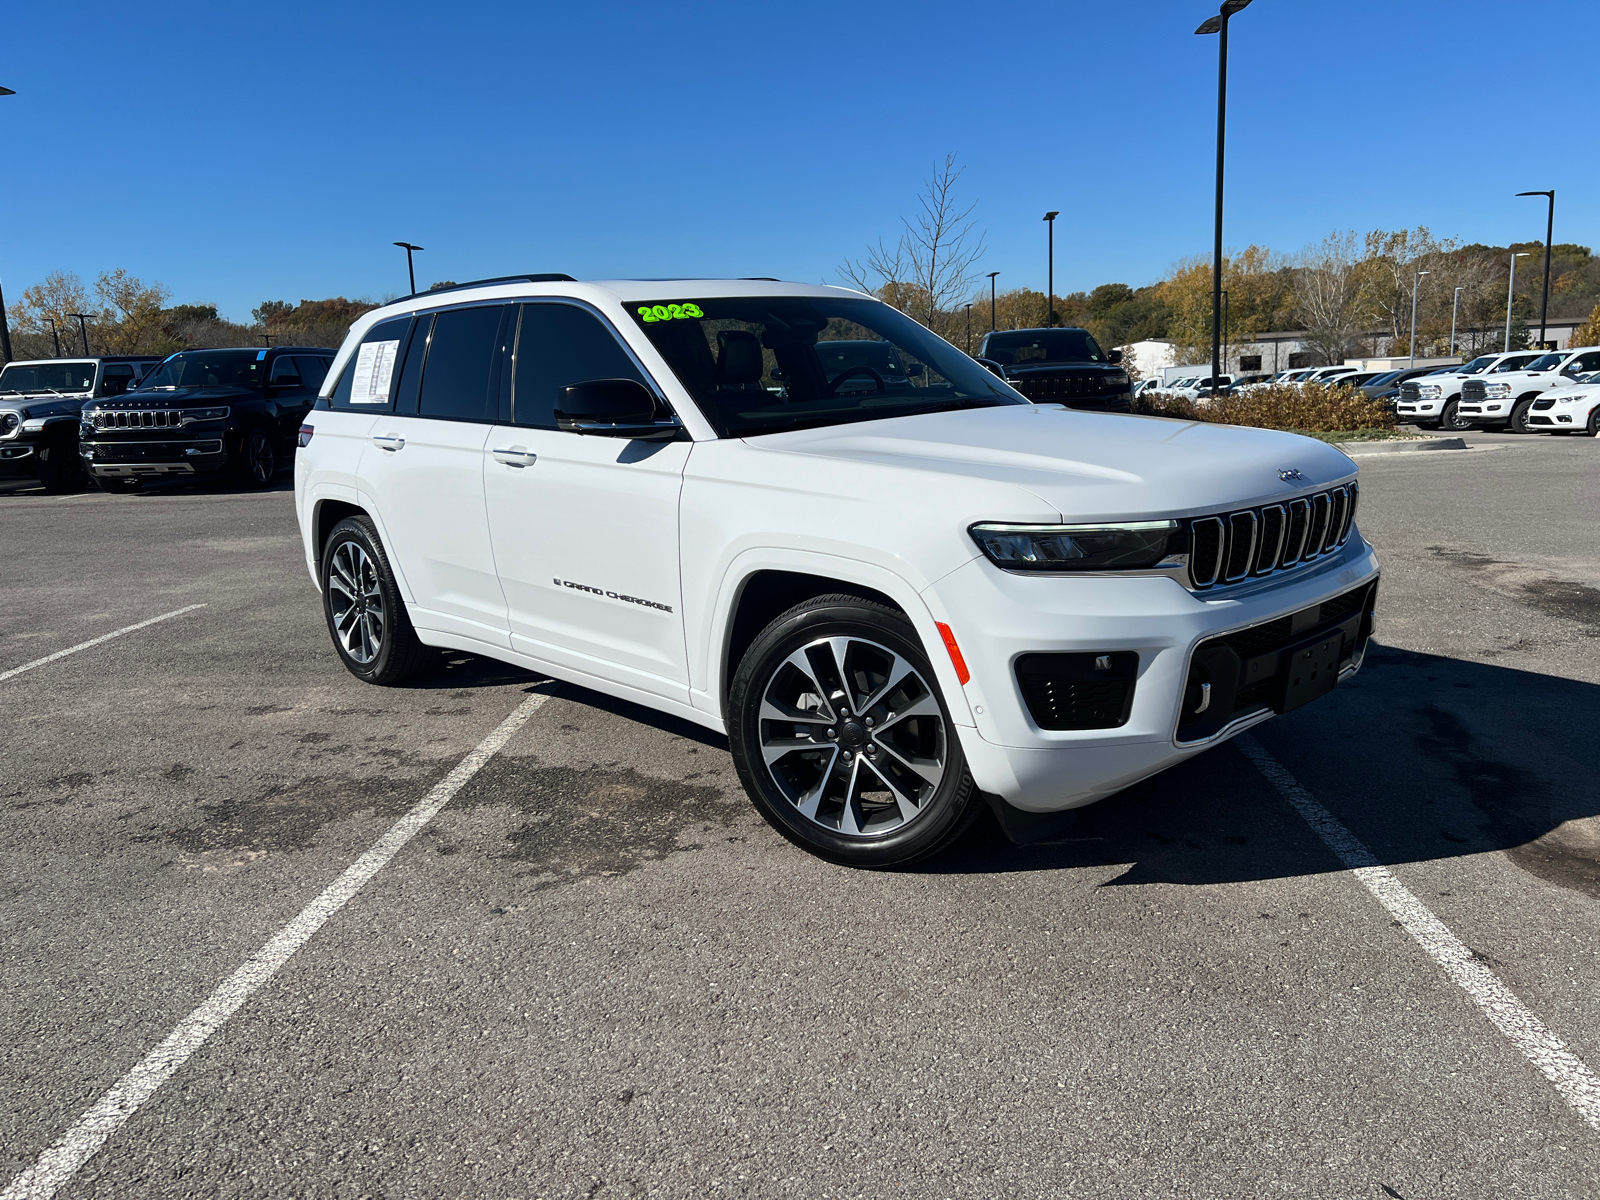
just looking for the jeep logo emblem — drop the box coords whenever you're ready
[1278,468,1303,482]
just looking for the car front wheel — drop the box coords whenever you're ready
[233,428,277,487]
[1507,398,1534,434]
[1439,399,1472,432]
[320,516,431,685]
[728,595,983,867]
[35,435,86,493]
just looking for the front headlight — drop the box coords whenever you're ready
[1486,383,1511,398]
[1105,373,1130,387]
[184,407,230,422]
[1418,384,1442,398]
[970,521,1181,571]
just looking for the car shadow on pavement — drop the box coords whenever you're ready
[921,640,1600,900]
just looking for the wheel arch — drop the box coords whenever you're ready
[705,553,975,728]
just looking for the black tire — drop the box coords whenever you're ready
[1589,407,1600,437]
[232,427,278,488]
[94,474,142,492]
[319,516,432,685]
[1506,398,1534,434]
[35,435,85,493]
[727,594,983,867]
[1439,398,1472,432]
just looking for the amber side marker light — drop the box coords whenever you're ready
[935,622,971,685]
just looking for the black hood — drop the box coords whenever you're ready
[1003,361,1121,378]
[0,392,93,418]
[99,386,258,407]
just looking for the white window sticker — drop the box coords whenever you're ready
[349,340,400,405]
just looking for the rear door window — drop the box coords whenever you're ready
[269,356,304,387]
[328,317,412,410]
[512,303,648,429]
[419,306,508,422]
[297,356,331,390]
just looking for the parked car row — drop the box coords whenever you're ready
[1393,346,1600,433]
[0,346,335,492]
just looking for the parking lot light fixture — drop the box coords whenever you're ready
[0,85,15,363]
[1516,190,1555,348]
[1196,0,1253,397]
[393,242,424,296]
[1408,270,1430,367]
[69,313,92,355]
[1505,251,1530,352]
[1043,212,1059,327]
[987,271,1000,332]
[1450,287,1463,356]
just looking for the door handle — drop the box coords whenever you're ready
[492,446,537,467]
[371,434,405,451]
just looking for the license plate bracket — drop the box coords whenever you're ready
[1277,631,1344,713]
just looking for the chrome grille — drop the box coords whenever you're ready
[1398,382,1420,400]
[1011,375,1120,401]
[94,409,184,429]
[1461,381,1486,400]
[1186,483,1358,591]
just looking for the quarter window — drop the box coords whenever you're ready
[419,306,507,422]
[329,317,411,409]
[512,303,648,429]
[297,356,331,390]
[269,356,303,386]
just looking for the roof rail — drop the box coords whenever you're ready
[420,274,576,296]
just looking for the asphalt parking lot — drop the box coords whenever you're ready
[4,430,1600,1199]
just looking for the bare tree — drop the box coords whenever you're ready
[840,154,986,332]
[1293,231,1370,365]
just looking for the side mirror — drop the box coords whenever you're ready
[555,378,681,440]
[905,363,926,377]
[1107,349,1123,365]
[975,358,1007,380]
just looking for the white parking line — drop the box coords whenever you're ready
[1239,733,1600,1134]
[0,605,207,683]
[0,690,550,1200]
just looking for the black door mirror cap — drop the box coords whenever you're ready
[1107,348,1123,365]
[555,378,680,438]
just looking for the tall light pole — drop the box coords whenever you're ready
[987,271,1000,332]
[1408,270,1429,367]
[393,242,424,296]
[1196,0,1253,398]
[0,85,16,364]
[1220,288,1229,377]
[1043,212,1059,327]
[1450,287,1463,356]
[1505,251,1530,352]
[965,303,972,355]
[69,313,92,355]
[1515,190,1555,348]
[45,316,62,357]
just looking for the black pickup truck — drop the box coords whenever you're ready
[976,327,1132,413]
[79,346,334,491]
[0,356,161,491]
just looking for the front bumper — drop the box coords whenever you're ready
[929,536,1381,811]
[0,442,37,477]
[1394,400,1440,415]
[80,438,227,477]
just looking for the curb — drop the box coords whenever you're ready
[1339,437,1467,457]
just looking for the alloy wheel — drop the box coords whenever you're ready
[327,541,385,664]
[756,635,946,838]
[247,431,275,483]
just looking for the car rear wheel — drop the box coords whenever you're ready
[36,435,85,493]
[727,595,983,867]
[320,516,432,685]
[1507,399,1534,434]
[1439,399,1471,432]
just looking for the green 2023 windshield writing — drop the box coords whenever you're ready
[637,303,704,323]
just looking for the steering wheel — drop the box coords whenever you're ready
[825,366,886,397]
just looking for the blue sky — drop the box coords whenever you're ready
[5,0,1595,322]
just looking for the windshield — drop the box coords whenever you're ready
[0,361,95,394]
[628,296,1025,437]
[1494,354,1538,371]
[1462,357,1495,373]
[1524,353,1564,372]
[982,328,1106,366]
[1367,372,1400,385]
[139,350,265,391]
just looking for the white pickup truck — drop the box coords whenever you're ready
[1456,346,1600,432]
[1392,352,1536,430]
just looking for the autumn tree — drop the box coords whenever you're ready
[1293,231,1372,365]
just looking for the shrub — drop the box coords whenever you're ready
[1131,382,1395,433]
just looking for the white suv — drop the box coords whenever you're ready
[1456,346,1600,432]
[294,276,1380,866]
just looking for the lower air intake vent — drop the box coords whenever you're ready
[1016,651,1138,731]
